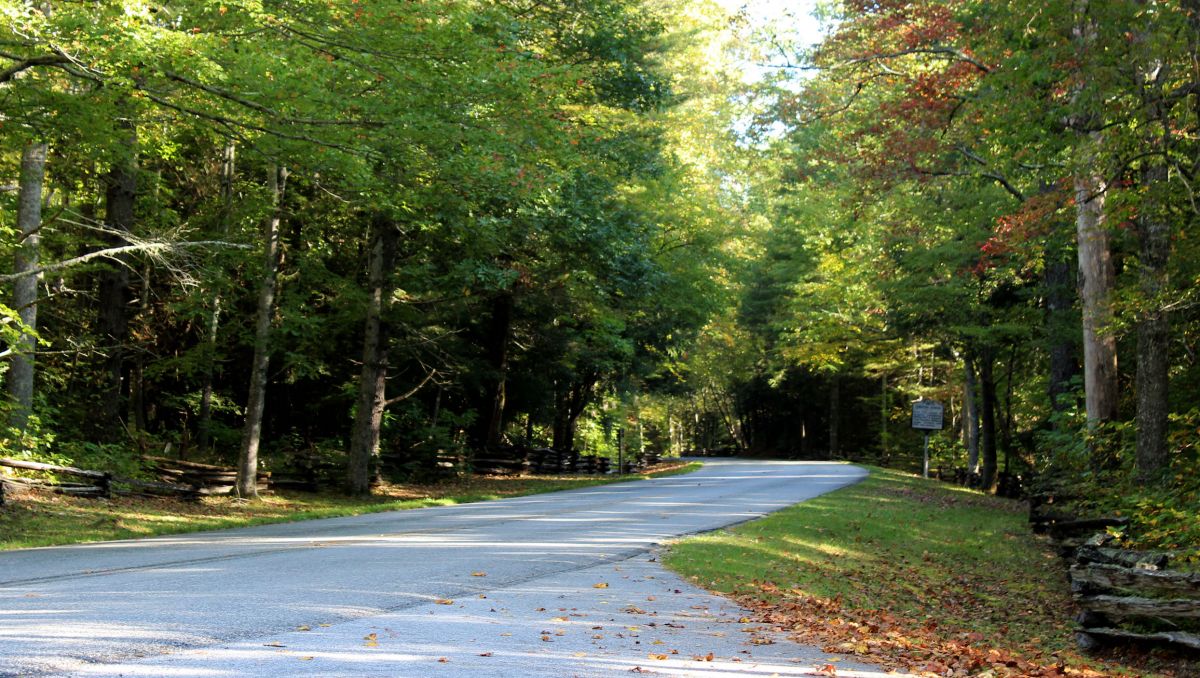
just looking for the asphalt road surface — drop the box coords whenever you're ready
[0,459,897,677]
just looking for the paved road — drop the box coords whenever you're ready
[0,459,890,677]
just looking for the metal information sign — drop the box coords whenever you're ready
[911,400,944,431]
[911,400,943,479]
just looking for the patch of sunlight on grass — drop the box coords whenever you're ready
[780,536,861,559]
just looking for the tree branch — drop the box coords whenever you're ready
[0,53,70,83]
[0,241,249,283]
[842,46,991,73]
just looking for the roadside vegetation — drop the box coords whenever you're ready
[0,462,699,551]
[664,467,1197,678]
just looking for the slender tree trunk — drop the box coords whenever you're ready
[7,141,48,435]
[963,351,980,473]
[130,261,151,432]
[828,373,840,458]
[1133,18,1172,483]
[96,127,138,428]
[879,373,889,461]
[1003,345,1016,475]
[552,377,594,452]
[197,142,236,451]
[1045,240,1079,414]
[474,291,513,451]
[348,215,398,495]
[236,165,287,499]
[979,345,999,493]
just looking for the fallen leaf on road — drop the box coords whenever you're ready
[364,633,378,647]
[296,625,310,631]
[299,656,314,661]
[437,657,449,663]
[435,599,454,605]
[649,653,668,660]
[472,572,487,577]
[594,583,609,588]
[553,616,569,622]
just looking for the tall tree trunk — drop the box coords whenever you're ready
[1071,2,1119,427]
[963,351,980,473]
[347,215,399,495]
[197,141,236,451]
[1132,11,1172,482]
[1134,127,1171,482]
[236,165,287,499]
[473,291,514,451]
[1074,166,1118,425]
[7,141,48,435]
[96,127,138,429]
[1045,240,1079,414]
[552,376,594,453]
[1003,344,1016,475]
[130,261,151,432]
[828,373,840,458]
[979,345,999,493]
[879,373,889,461]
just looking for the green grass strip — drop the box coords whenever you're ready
[664,465,1182,677]
[0,462,701,550]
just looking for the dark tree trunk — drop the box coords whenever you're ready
[552,375,595,452]
[348,215,399,495]
[7,141,48,436]
[236,165,287,499]
[879,373,889,460]
[130,261,151,432]
[473,291,514,451]
[963,351,980,472]
[197,141,236,451]
[1134,153,1170,482]
[1045,241,1080,414]
[1133,21,1172,483]
[1003,345,1016,475]
[96,128,138,429]
[828,373,840,458]
[979,345,999,493]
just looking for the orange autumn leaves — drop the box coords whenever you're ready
[734,582,1111,678]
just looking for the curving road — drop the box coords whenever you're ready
[0,459,893,677]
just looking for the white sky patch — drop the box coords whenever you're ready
[713,0,830,82]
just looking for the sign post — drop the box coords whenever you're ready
[910,400,944,479]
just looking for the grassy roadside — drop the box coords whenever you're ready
[0,461,701,550]
[663,465,1195,678]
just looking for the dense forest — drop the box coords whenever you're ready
[1,0,1197,552]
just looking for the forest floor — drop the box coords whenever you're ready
[663,466,1197,678]
[0,461,700,550]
